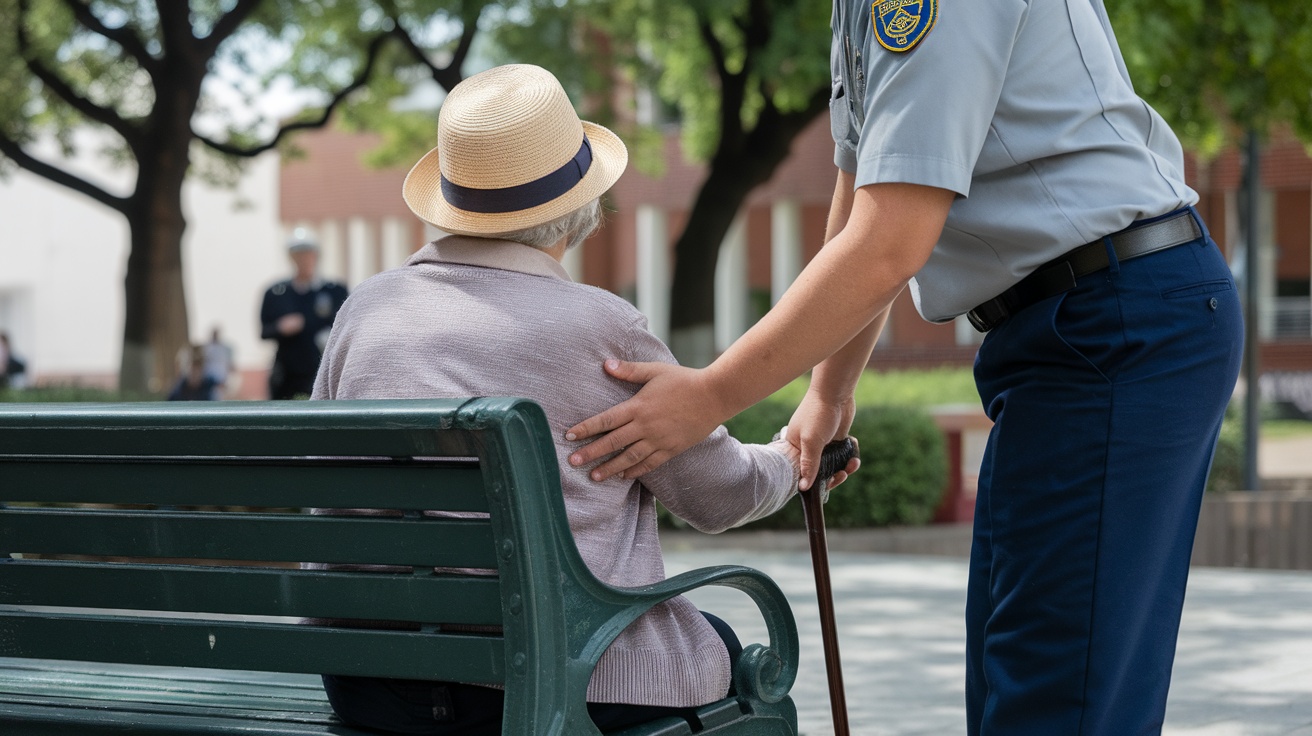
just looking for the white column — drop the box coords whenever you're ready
[347,217,377,288]
[636,205,670,342]
[381,217,412,271]
[318,220,346,283]
[770,200,803,305]
[715,215,749,353]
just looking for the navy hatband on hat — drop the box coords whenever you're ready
[440,137,593,215]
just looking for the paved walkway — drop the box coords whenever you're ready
[663,546,1312,736]
[1262,435,1312,484]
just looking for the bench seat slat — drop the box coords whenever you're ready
[0,561,503,625]
[0,660,330,713]
[0,613,506,683]
[0,702,359,736]
[0,461,488,512]
[1,509,498,568]
[0,657,327,690]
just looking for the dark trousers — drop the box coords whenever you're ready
[322,612,742,735]
[269,363,317,400]
[965,212,1243,735]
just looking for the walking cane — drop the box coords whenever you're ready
[806,438,859,736]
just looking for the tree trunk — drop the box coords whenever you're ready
[666,104,826,366]
[120,173,191,394]
[119,98,196,394]
[668,166,760,366]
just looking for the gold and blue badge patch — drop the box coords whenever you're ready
[872,0,937,53]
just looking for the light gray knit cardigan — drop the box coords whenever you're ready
[311,235,798,707]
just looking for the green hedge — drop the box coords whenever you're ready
[1206,417,1244,492]
[660,400,947,530]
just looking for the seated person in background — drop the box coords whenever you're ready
[167,346,218,401]
[311,64,822,735]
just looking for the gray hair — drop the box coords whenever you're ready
[499,198,602,252]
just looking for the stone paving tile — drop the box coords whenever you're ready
[663,550,1312,736]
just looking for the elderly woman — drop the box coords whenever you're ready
[311,64,804,735]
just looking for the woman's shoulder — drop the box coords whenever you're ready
[562,281,651,330]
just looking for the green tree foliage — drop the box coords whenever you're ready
[504,0,834,365]
[1109,0,1312,152]
[0,0,485,392]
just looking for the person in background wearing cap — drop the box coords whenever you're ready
[309,63,828,735]
[564,1,1244,733]
[259,230,348,400]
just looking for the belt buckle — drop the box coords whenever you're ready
[968,309,992,333]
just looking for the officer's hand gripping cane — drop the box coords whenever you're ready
[806,438,858,736]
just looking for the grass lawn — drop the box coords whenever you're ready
[1260,418,1312,439]
[768,367,982,409]
[768,368,1312,441]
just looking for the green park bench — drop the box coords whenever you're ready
[0,398,799,735]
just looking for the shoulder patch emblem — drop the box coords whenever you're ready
[872,0,937,53]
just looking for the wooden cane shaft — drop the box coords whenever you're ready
[802,483,849,736]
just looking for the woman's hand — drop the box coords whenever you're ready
[788,388,857,491]
[565,359,730,481]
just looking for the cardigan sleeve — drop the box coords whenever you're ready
[622,317,799,534]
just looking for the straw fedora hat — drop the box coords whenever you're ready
[403,64,628,236]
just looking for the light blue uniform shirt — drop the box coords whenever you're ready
[831,0,1196,322]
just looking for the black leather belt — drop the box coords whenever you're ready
[966,209,1203,333]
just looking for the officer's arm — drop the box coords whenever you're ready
[565,181,953,482]
[786,170,896,488]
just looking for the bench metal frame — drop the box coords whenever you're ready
[0,399,798,735]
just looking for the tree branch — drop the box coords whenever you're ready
[153,0,192,54]
[204,0,263,52]
[444,4,482,89]
[0,131,130,213]
[58,0,158,76]
[390,21,444,81]
[747,81,830,151]
[743,0,771,52]
[698,13,748,153]
[697,16,730,87]
[195,32,392,158]
[391,5,483,93]
[17,1,141,147]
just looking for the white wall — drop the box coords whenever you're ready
[0,132,285,384]
[182,153,285,378]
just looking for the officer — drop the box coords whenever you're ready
[563,1,1244,733]
[260,229,348,400]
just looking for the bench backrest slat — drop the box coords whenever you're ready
[0,426,481,458]
[1,509,499,568]
[0,561,503,624]
[0,612,505,682]
[0,459,489,511]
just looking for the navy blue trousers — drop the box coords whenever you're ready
[322,612,742,735]
[965,211,1243,735]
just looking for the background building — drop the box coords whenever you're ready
[281,122,1312,380]
[4,124,1309,398]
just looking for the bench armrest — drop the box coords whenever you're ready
[575,564,798,705]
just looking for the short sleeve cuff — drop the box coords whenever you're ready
[853,152,973,198]
[834,143,858,174]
